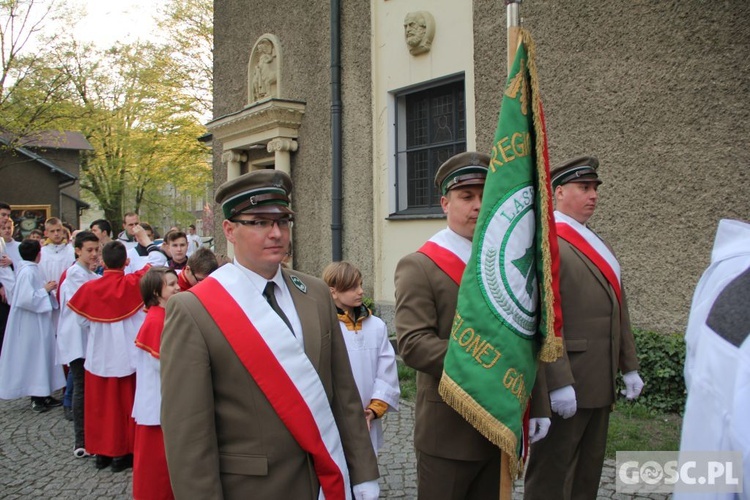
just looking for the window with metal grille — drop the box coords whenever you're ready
[394,76,466,215]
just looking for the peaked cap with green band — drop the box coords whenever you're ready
[550,156,602,189]
[435,151,490,195]
[215,169,294,219]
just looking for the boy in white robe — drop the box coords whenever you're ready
[0,239,65,411]
[39,217,75,328]
[68,233,164,472]
[57,231,101,456]
[323,261,400,454]
[0,219,17,353]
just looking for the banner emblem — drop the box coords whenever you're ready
[479,184,537,337]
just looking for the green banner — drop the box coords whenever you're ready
[438,30,562,478]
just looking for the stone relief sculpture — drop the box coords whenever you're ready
[404,11,435,56]
[248,34,281,104]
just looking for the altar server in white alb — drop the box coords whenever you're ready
[323,261,400,454]
[0,239,66,411]
[39,217,75,314]
[675,218,750,500]
[67,231,166,473]
[132,267,181,500]
[56,230,102,456]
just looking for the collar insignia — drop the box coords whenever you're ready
[290,275,307,293]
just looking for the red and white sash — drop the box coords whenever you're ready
[417,228,472,285]
[190,264,351,500]
[555,211,622,303]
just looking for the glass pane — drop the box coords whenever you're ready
[431,93,454,143]
[406,97,428,148]
[406,150,429,207]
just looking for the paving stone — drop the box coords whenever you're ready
[2,392,674,499]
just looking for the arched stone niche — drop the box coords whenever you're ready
[248,34,282,104]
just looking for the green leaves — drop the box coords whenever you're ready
[618,329,686,414]
[0,0,213,232]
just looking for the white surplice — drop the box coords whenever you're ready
[0,239,15,301]
[0,260,65,398]
[39,242,75,327]
[56,262,100,365]
[339,313,400,454]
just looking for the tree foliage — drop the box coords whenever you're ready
[0,0,214,231]
[158,0,213,119]
[0,0,68,140]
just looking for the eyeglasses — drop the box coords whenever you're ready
[231,218,294,230]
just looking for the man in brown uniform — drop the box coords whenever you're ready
[395,152,551,499]
[160,169,379,499]
[524,156,643,500]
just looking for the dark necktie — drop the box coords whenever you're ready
[263,281,294,336]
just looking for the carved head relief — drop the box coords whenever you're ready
[404,11,435,56]
[248,34,282,104]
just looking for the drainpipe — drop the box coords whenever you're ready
[59,179,76,222]
[330,0,343,261]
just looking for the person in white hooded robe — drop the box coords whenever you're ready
[0,239,66,411]
[676,218,750,500]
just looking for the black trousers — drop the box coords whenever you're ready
[69,358,86,449]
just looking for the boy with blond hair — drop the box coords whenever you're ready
[39,218,75,318]
[322,261,400,454]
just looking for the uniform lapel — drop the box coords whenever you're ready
[569,243,616,305]
[283,270,321,371]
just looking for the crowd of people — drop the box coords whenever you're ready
[0,145,746,499]
[0,192,400,500]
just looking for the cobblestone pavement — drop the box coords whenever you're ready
[1,392,669,499]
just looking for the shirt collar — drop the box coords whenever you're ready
[233,259,284,294]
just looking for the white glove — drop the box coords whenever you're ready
[621,371,644,400]
[550,385,577,419]
[528,417,551,444]
[353,479,380,500]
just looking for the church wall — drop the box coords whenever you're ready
[474,0,750,333]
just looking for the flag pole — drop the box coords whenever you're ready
[506,0,522,73]
[503,5,522,498]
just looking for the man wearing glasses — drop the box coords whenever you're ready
[160,169,380,499]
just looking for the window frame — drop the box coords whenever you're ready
[391,73,466,217]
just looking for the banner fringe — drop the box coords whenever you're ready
[522,28,562,361]
[539,334,563,362]
[439,374,523,479]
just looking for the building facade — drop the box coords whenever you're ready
[211,0,750,333]
[0,131,93,236]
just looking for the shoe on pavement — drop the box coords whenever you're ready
[43,396,63,408]
[111,454,133,473]
[63,406,73,421]
[31,400,49,413]
[95,455,112,469]
[74,447,90,458]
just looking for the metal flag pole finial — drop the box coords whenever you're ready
[506,0,523,73]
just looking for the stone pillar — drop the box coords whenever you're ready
[266,138,298,175]
[221,150,248,180]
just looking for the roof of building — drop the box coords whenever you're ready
[13,130,94,151]
[0,135,77,181]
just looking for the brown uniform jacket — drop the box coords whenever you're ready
[395,251,505,461]
[544,237,640,408]
[160,268,379,499]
